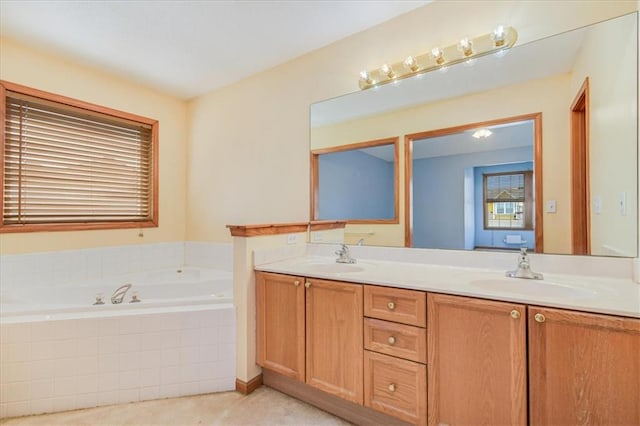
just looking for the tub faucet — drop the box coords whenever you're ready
[335,244,356,264]
[506,248,543,280]
[111,283,132,304]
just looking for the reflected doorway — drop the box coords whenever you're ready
[405,113,543,252]
[570,78,590,255]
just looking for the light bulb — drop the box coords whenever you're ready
[380,63,395,79]
[403,56,419,72]
[458,37,473,57]
[359,70,373,84]
[492,25,507,47]
[431,47,445,65]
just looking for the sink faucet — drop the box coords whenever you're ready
[335,244,356,264]
[111,283,132,304]
[506,248,543,280]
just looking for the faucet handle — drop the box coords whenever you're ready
[520,247,528,255]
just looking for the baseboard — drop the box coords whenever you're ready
[262,369,410,426]
[235,374,263,395]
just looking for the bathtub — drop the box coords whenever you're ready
[1,267,233,319]
[0,266,236,419]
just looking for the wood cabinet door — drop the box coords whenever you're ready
[306,278,364,404]
[529,306,640,425]
[256,272,305,381]
[427,293,527,426]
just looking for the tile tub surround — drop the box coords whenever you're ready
[0,242,235,419]
[0,306,236,419]
[254,244,640,318]
[0,242,232,294]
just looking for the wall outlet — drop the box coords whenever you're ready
[286,234,298,244]
[619,192,627,216]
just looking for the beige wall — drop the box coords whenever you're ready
[311,74,573,254]
[186,0,638,244]
[570,13,638,256]
[0,37,189,255]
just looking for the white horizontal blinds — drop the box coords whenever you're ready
[485,174,525,202]
[3,91,153,224]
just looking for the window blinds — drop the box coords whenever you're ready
[3,91,153,225]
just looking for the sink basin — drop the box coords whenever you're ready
[470,278,597,299]
[305,263,365,274]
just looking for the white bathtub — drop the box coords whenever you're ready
[1,267,233,319]
[0,266,236,419]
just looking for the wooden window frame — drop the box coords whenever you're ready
[483,171,533,231]
[0,80,159,233]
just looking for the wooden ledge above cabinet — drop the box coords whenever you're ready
[227,222,309,237]
[309,220,347,231]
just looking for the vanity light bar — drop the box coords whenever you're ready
[358,26,518,90]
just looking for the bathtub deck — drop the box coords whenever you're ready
[0,387,350,425]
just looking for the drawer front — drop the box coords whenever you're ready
[364,350,427,425]
[364,318,427,364]
[364,285,426,327]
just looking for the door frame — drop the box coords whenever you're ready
[570,78,590,255]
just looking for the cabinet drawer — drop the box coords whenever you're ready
[364,318,426,364]
[364,350,427,425]
[364,285,426,327]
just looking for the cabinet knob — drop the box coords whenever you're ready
[388,383,396,392]
[510,310,520,319]
[387,301,396,311]
[534,313,546,323]
[304,281,311,289]
[387,336,396,345]
[293,280,300,287]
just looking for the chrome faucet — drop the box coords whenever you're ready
[335,244,356,264]
[506,248,543,280]
[111,283,132,304]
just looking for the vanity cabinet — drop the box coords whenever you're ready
[256,270,640,426]
[305,278,364,404]
[255,272,305,381]
[427,293,527,426]
[529,306,640,425]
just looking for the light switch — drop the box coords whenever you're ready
[546,200,557,213]
[312,232,324,242]
[593,196,602,215]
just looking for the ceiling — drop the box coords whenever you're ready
[0,0,430,100]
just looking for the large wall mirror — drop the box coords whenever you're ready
[309,12,638,257]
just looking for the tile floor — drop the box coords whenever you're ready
[0,386,350,425]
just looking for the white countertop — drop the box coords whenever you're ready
[255,255,640,319]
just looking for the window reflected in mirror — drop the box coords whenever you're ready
[311,137,399,223]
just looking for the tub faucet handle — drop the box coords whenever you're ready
[93,293,105,305]
[111,283,132,304]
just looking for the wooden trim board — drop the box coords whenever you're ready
[235,374,263,395]
[227,222,308,237]
[262,369,411,426]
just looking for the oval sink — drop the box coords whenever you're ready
[470,279,597,299]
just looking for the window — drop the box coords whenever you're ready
[483,171,533,230]
[1,81,158,233]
